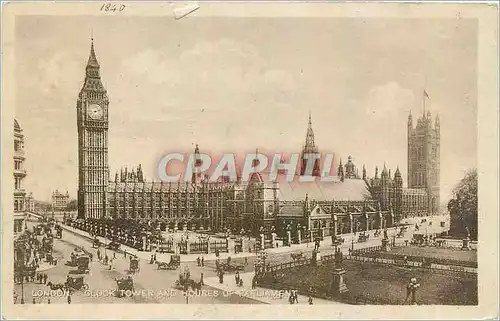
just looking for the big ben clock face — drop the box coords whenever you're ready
[87,104,103,120]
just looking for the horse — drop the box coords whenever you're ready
[46,282,66,291]
[156,261,168,270]
[190,280,202,291]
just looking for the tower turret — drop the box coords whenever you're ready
[300,112,320,177]
[407,92,440,215]
[77,38,110,220]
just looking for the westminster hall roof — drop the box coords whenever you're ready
[278,178,371,202]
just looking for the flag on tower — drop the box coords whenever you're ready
[424,90,430,99]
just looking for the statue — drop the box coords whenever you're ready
[334,248,343,269]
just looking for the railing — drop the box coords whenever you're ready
[190,241,209,254]
[356,248,478,268]
[211,240,229,253]
[266,259,310,274]
[352,245,382,255]
[345,255,477,274]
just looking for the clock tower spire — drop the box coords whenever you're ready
[77,38,110,220]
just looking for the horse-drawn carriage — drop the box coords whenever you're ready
[115,276,134,297]
[106,241,120,251]
[67,249,86,267]
[92,238,101,249]
[156,255,180,270]
[66,272,89,291]
[54,225,63,239]
[220,261,245,273]
[77,255,90,274]
[410,234,425,246]
[291,251,306,262]
[358,232,369,243]
[215,257,245,273]
[397,227,408,238]
[129,257,140,274]
[174,267,202,291]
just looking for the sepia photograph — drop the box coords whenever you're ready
[2,2,498,320]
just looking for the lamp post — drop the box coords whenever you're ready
[351,238,354,253]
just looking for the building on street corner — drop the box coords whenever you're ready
[14,119,27,234]
[52,190,70,210]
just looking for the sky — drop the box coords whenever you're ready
[15,16,477,202]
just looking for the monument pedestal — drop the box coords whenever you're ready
[461,238,472,250]
[311,250,320,266]
[331,268,349,296]
[381,238,391,252]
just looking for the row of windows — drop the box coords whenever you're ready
[14,200,24,211]
[82,150,108,167]
[15,177,23,189]
[84,130,107,148]
[108,200,226,207]
[14,160,23,170]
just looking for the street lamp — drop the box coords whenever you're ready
[351,238,355,253]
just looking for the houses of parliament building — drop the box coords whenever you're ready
[77,40,440,236]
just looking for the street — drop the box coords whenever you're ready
[15,214,449,305]
[15,222,262,304]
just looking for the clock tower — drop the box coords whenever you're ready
[77,39,110,220]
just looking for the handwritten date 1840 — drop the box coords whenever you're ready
[100,3,125,12]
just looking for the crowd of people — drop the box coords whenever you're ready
[70,218,162,251]
[14,223,55,284]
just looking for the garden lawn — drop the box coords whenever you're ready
[261,260,477,305]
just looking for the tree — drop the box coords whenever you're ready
[448,169,478,240]
[66,199,77,211]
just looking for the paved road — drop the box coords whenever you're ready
[15,223,261,304]
[15,215,448,305]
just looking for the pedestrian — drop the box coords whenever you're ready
[197,257,201,267]
[244,257,248,266]
[43,273,48,285]
[67,295,71,304]
[113,252,116,260]
[200,272,204,286]
[47,298,51,304]
[293,290,299,304]
[308,295,313,305]
[201,256,204,267]
[32,298,36,304]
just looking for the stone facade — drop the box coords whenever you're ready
[52,190,70,210]
[14,119,27,234]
